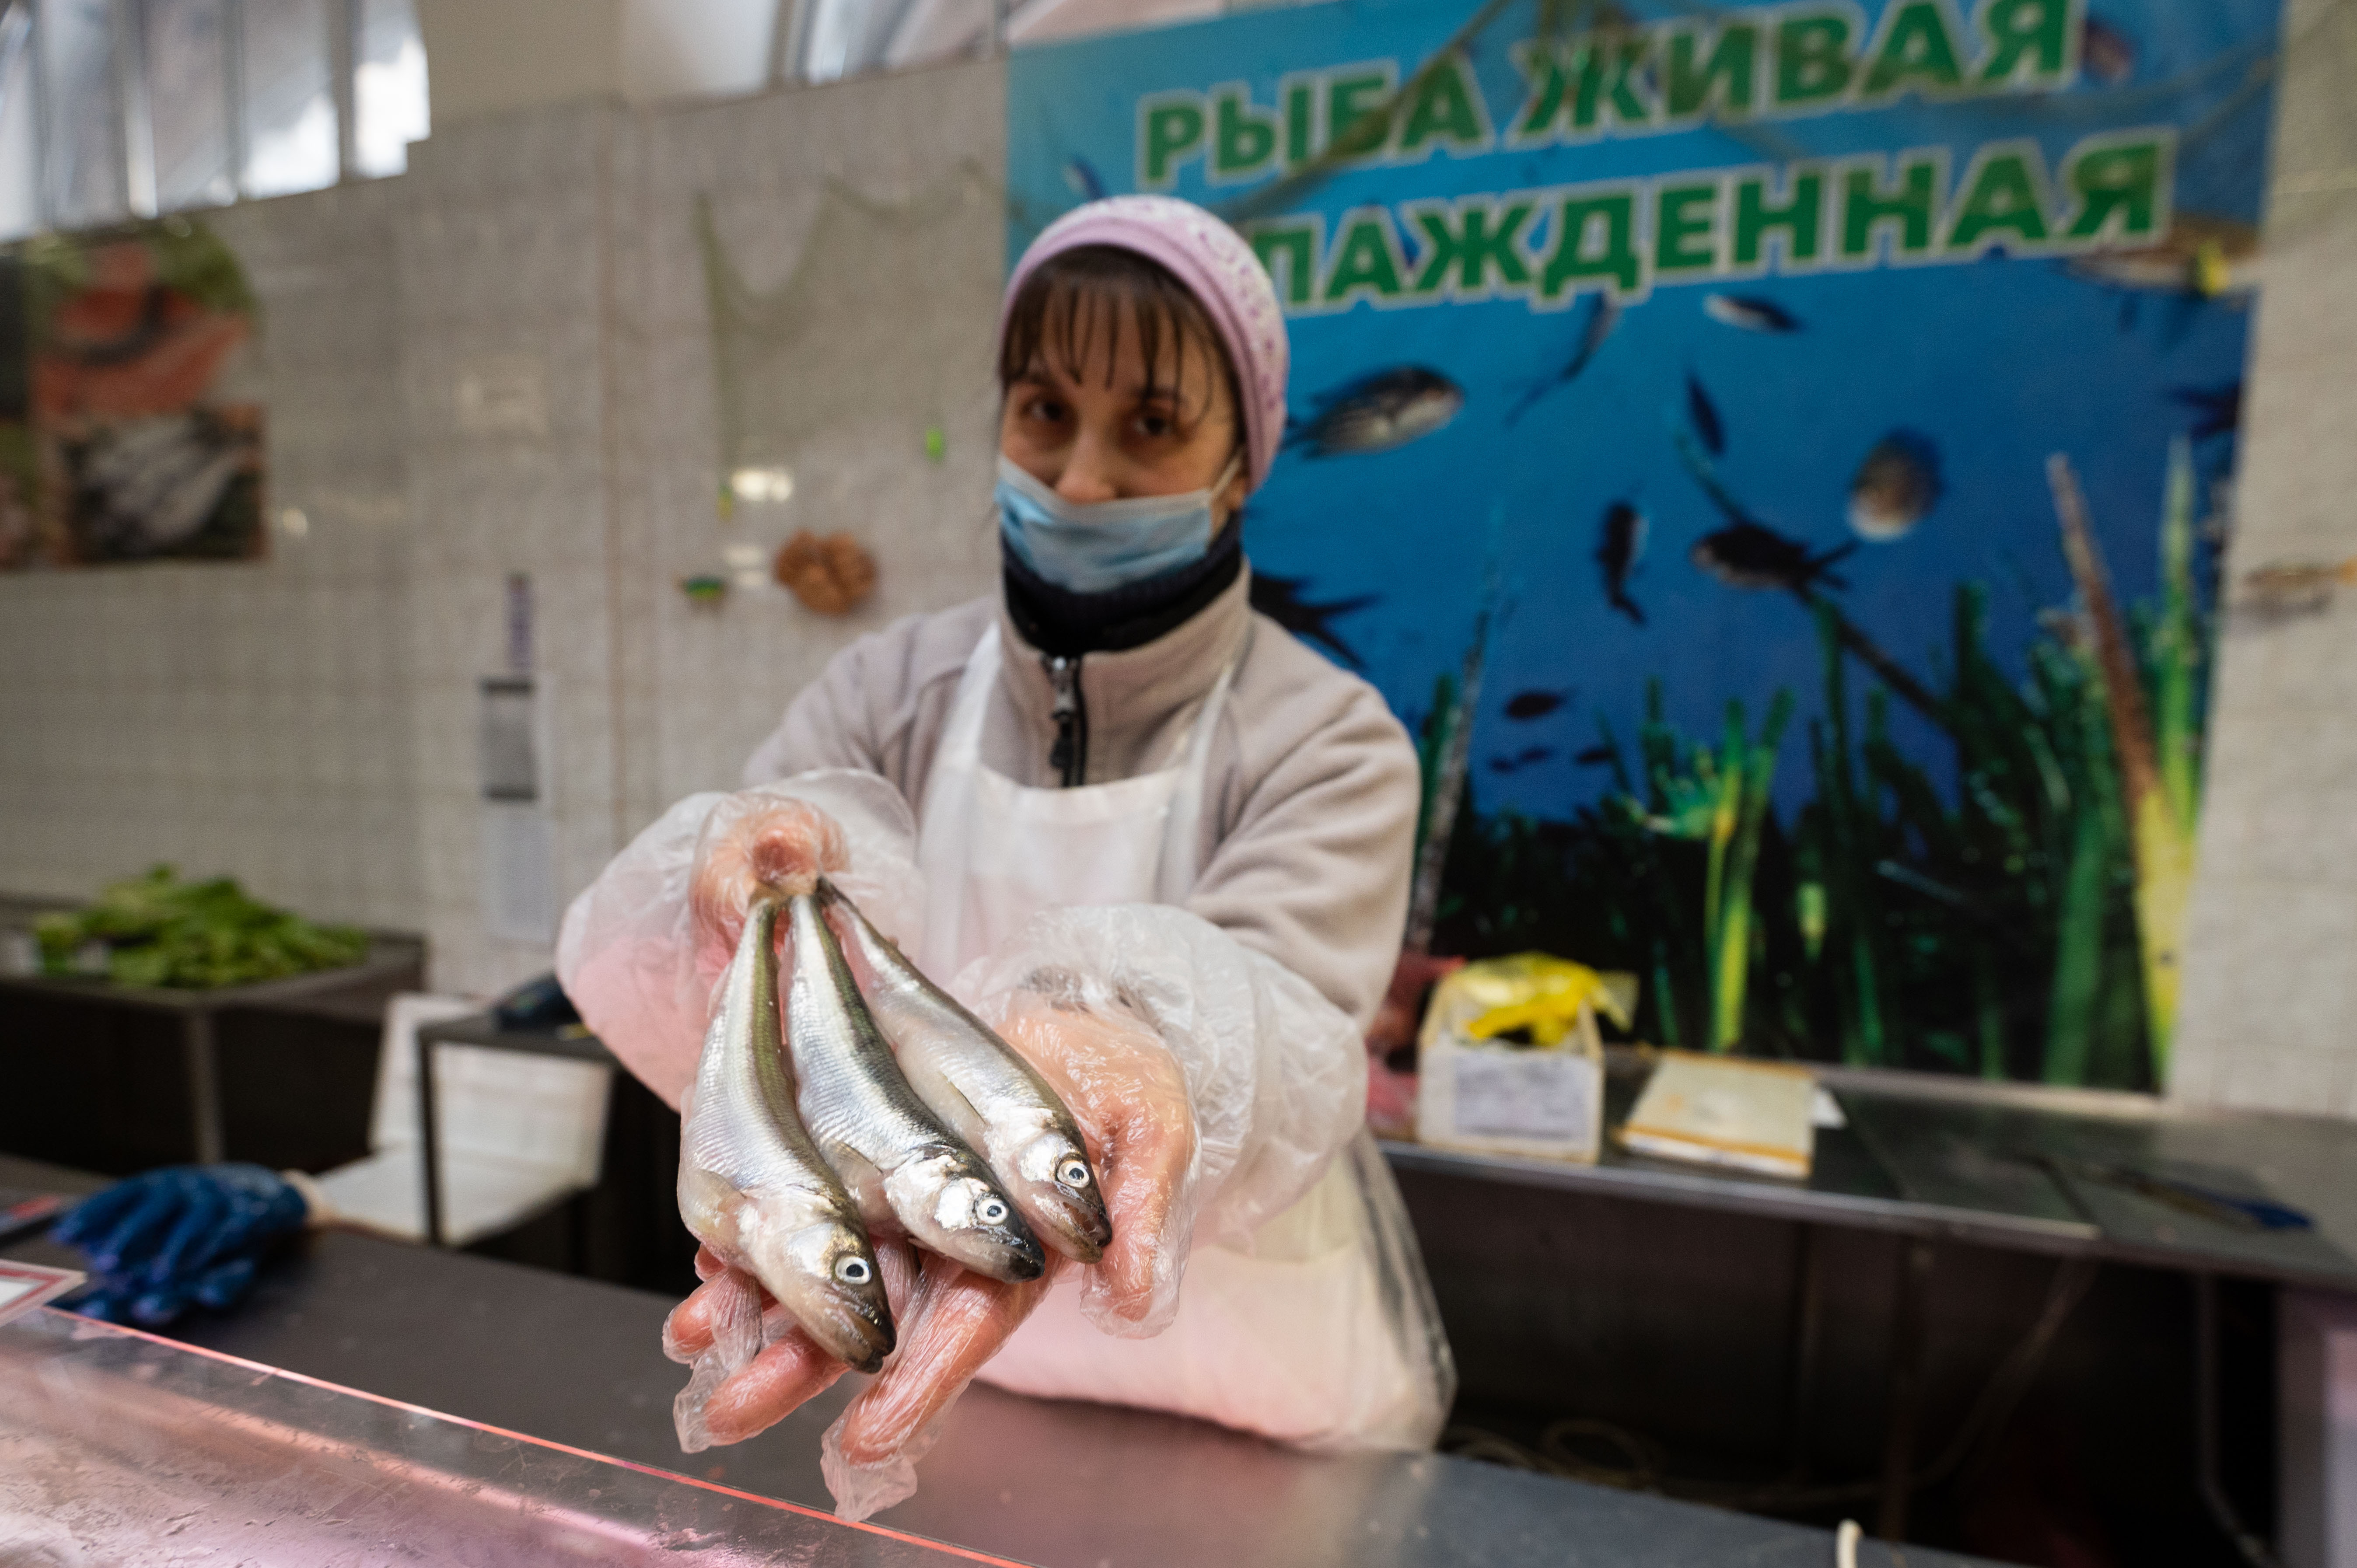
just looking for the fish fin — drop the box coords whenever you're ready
[827,1146,892,1229]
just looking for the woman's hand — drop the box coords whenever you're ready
[994,991,1198,1334]
[664,1240,1056,1450]
[663,995,1201,1447]
[688,796,850,955]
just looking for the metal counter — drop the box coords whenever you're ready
[1388,1056,2357,1290]
[0,1159,1990,1568]
[0,1306,1006,1566]
[0,927,425,1164]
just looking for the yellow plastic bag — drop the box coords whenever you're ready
[1414,954,1637,1164]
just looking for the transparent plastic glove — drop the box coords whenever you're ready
[51,1164,313,1326]
[687,796,846,954]
[959,904,1367,1336]
[663,1244,905,1452]
[992,994,1196,1335]
[664,1239,929,1451]
[556,770,925,1107]
[821,1251,1065,1521]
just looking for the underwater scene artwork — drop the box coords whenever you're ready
[1007,0,2275,1089]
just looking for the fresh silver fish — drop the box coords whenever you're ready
[678,898,893,1373]
[820,877,1111,1264]
[783,892,1046,1283]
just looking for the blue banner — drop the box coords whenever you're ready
[1008,0,2275,1087]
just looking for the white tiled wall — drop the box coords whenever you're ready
[0,180,420,930]
[619,61,1006,813]
[0,61,1004,998]
[2170,0,2357,1116]
[392,102,633,997]
[389,59,1005,996]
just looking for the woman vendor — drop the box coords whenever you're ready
[557,194,1452,1511]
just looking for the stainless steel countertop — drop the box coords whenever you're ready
[1388,1055,2357,1291]
[1,1155,1991,1568]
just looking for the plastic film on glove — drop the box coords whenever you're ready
[821,1253,1063,1522]
[955,904,1366,1336]
[667,1245,903,1452]
[666,1261,764,1454]
[556,769,925,1107]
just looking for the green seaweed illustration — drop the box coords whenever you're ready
[1421,442,2214,1089]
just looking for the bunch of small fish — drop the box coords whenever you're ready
[678,874,1110,1376]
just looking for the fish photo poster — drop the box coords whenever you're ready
[0,220,265,570]
[1007,0,2275,1091]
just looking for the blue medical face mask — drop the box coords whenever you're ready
[995,453,1241,595]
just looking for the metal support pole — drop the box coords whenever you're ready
[222,0,246,198]
[113,0,155,216]
[21,0,50,233]
[1876,1238,1935,1543]
[329,0,356,181]
[184,1009,225,1164]
[764,0,796,87]
[2197,1274,2282,1568]
[1785,1222,1825,1477]
[415,1029,444,1247]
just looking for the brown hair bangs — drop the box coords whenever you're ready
[998,244,1242,436]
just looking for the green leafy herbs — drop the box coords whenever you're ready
[33,866,367,990]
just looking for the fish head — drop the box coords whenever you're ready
[1006,1123,1112,1264]
[1403,380,1466,436]
[750,1209,895,1373]
[895,1152,1047,1282]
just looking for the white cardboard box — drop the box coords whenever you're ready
[1415,991,1604,1163]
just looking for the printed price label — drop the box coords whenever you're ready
[1452,1049,1595,1142]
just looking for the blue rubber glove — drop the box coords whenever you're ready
[51,1163,311,1326]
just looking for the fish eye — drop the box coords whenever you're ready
[1057,1158,1091,1188]
[977,1196,1009,1226]
[835,1256,872,1285]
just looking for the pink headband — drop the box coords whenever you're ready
[1000,196,1290,493]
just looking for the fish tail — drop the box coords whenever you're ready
[1805,541,1859,591]
[1612,590,1646,626]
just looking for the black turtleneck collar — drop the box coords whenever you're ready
[1002,523,1245,658]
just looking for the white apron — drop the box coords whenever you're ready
[913,625,1441,1452]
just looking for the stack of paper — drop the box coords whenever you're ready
[1619,1051,1817,1179]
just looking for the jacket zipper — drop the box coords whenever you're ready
[1045,654,1087,787]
